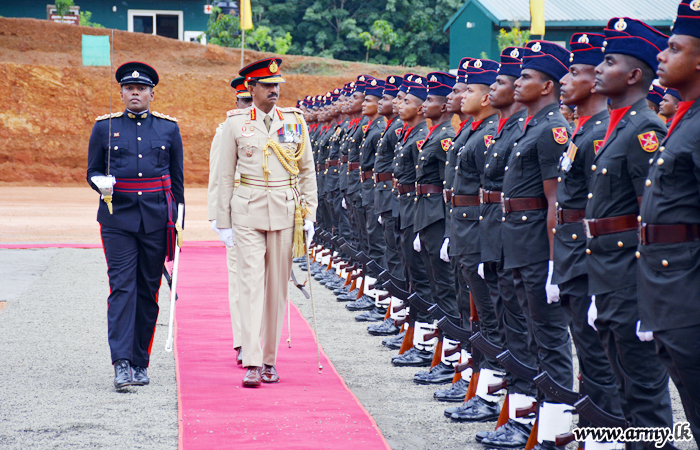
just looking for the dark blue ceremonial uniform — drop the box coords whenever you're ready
[87,109,184,367]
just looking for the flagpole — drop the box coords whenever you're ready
[241,26,245,69]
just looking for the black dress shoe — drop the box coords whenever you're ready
[450,395,500,422]
[391,347,432,367]
[355,307,386,322]
[114,359,133,389]
[480,419,532,448]
[414,362,455,385]
[434,377,469,402]
[368,318,400,336]
[336,289,359,301]
[382,330,405,349]
[132,366,150,386]
[333,285,350,296]
[345,295,375,311]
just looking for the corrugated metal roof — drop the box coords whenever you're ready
[476,0,677,24]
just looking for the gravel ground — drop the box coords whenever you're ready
[289,262,698,450]
[0,248,177,450]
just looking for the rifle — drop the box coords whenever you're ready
[382,279,410,301]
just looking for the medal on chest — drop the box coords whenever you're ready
[278,123,302,143]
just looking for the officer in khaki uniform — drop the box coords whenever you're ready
[207,76,252,366]
[216,58,317,388]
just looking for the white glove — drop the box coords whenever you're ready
[636,320,654,342]
[413,234,421,252]
[210,220,220,235]
[545,260,560,304]
[378,215,383,225]
[303,219,315,249]
[218,228,235,248]
[477,263,485,279]
[587,295,598,331]
[440,238,450,262]
[90,175,116,196]
[342,198,347,209]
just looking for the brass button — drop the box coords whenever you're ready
[479,216,483,220]
[463,213,467,217]
[617,241,623,247]
[645,179,651,187]
[662,259,669,267]
[114,146,119,150]
[502,217,506,222]
[138,173,142,177]
[415,165,418,169]
[138,191,142,195]
[555,201,559,207]
[631,111,637,116]
[636,251,641,258]
[414,198,418,202]
[572,234,577,240]
[421,157,424,160]
[658,159,664,165]
[407,193,410,197]
[138,154,143,158]
[659,146,665,152]
[638,215,642,222]
[522,215,527,221]
[588,193,593,199]
[137,122,141,126]
[427,193,431,197]
[591,164,597,171]
[450,209,453,213]
[586,249,591,254]
[552,228,556,234]
[486,164,490,168]
[494,153,498,157]
[558,176,562,182]
[516,152,521,157]
[505,166,509,171]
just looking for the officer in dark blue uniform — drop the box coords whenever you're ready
[639,1,700,443]
[87,62,185,389]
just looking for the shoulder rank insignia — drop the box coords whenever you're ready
[280,107,303,114]
[95,112,123,121]
[484,135,494,147]
[227,108,246,116]
[417,139,425,151]
[638,131,659,152]
[441,138,452,151]
[152,111,178,122]
[362,124,369,133]
[552,127,568,145]
[594,140,603,154]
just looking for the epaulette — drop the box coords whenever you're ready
[227,108,247,117]
[280,107,303,114]
[95,112,123,121]
[152,111,178,122]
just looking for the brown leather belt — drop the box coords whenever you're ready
[640,223,700,245]
[480,189,502,204]
[396,182,416,195]
[443,188,453,203]
[341,156,349,163]
[556,208,586,224]
[583,214,638,238]
[502,197,547,213]
[360,170,373,182]
[348,162,360,171]
[452,194,480,207]
[374,172,393,182]
[325,159,339,168]
[416,184,443,195]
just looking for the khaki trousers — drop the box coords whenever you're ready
[226,246,241,348]
[233,224,293,367]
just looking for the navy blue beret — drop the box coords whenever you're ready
[672,0,700,40]
[465,59,499,86]
[603,17,668,72]
[383,75,403,96]
[427,71,456,97]
[400,74,421,94]
[405,75,428,101]
[456,57,474,84]
[498,47,523,78]
[569,32,605,67]
[522,41,571,82]
[647,84,665,105]
[365,78,385,98]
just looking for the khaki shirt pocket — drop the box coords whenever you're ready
[237,138,261,164]
[231,185,252,216]
[285,189,297,217]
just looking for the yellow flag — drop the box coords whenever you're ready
[530,0,545,36]
[240,0,253,31]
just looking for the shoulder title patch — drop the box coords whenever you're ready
[441,138,452,151]
[638,131,659,152]
[417,139,425,151]
[395,128,402,138]
[95,112,123,121]
[552,127,568,145]
[362,124,369,133]
[152,111,178,122]
[484,135,494,147]
[594,140,603,154]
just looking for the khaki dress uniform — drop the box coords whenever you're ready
[217,104,317,368]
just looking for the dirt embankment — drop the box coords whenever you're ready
[0,18,426,186]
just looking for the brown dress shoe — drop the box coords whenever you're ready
[242,366,262,387]
[261,364,279,383]
[235,347,242,365]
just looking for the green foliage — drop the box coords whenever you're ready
[496,23,530,52]
[205,7,241,47]
[479,51,488,59]
[55,0,74,18]
[79,11,104,28]
[203,0,461,70]
[204,6,291,54]
[247,26,292,54]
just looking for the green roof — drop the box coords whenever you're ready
[444,0,677,31]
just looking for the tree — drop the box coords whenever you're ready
[496,22,530,52]
[204,6,241,48]
[358,20,397,63]
[79,11,103,28]
[55,0,74,20]
[247,26,293,54]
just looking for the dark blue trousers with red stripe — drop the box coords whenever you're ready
[101,224,166,367]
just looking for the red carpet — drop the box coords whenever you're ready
[175,246,390,450]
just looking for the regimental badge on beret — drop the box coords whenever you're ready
[484,135,494,147]
[552,127,568,145]
[430,75,437,82]
[594,140,603,154]
[692,0,700,11]
[132,71,140,78]
[359,75,366,81]
[614,18,627,31]
[462,60,470,69]
[371,79,377,86]
[441,138,452,151]
[510,48,520,58]
[532,42,542,52]
[578,34,590,44]
[269,60,278,73]
[407,75,413,81]
[416,77,422,84]
[474,60,483,68]
[638,131,659,152]
[389,76,395,83]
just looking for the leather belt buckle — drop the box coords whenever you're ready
[479,188,484,205]
[359,170,363,183]
[443,189,448,203]
[500,197,507,215]
[640,223,648,245]
[556,208,563,225]
[583,219,593,239]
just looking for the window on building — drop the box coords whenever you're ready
[127,10,183,40]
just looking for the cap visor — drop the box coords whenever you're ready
[255,76,286,84]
